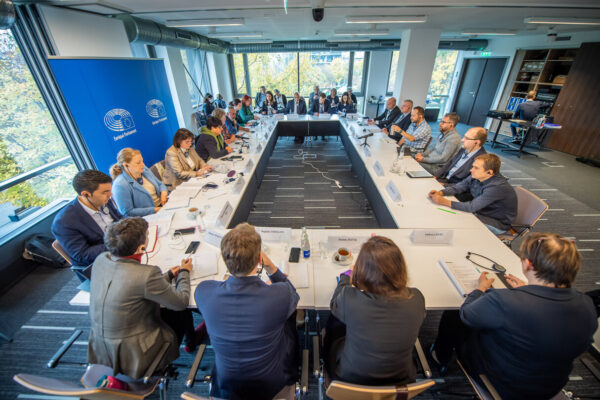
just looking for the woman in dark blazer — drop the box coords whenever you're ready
[325,236,426,386]
[201,93,214,117]
[338,92,356,114]
[432,232,598,399]
[328,88,340,113]
[261,91,278,115]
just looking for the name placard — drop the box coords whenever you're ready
[216,201,233,227]
[255,226,292,243]
[411,229,454,245]
[205,229,225,248]
[327,235,370,253]
[255,143,263,154]
[363,146,371,157]
[373,160,385,177]
[244,159,254,173]
[232,176,246,194]
[386,180,402,202]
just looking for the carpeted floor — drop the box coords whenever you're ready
[1,125,599,399]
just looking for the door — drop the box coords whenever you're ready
[453,58,507,126]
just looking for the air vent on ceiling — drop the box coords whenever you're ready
[556,36,571,41]
[176,31,193,41]
[271,43,285,48]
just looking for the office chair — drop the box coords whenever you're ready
[52,240,72,265]
[14,343,173,400]
[422,136,433,152]
[497,186,548,247]
[325,379,435,400]
[150,160,166,181]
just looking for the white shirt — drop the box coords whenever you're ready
[78,198,114,233]
[181,149,196,169]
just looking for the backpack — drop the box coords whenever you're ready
[23,234,69,269]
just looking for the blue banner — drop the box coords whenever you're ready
[48,58,179,175]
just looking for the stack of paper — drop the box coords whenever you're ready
[438,260,479,297]
[191,252,219,280]
[280,260,309,288]
[143,213,174,237]
[163,197,190,210]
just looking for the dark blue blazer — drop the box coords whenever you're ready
[389,113,412,138]
[195,269,299,399]
[338,102,356,114]
[434,147,486,184]
[285,99,307,115]
[460,286,597,399]
[513,100,542,121]
[310,99,331,114]
[51,198,122,268]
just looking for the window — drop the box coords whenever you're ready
[427,50,460,119]
[230,51,367,101]
[0,29,76,229]
[387,51,400,95]
[181,49,213,107]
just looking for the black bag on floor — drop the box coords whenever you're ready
[23,234,69,269]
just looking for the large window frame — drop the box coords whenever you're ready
[229,51,369,99]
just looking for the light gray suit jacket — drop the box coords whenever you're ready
[162,145,206,190]
[88,253,190,379]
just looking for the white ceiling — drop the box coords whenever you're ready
[54,0,600,41]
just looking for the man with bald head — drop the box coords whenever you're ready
[384,99,413,139]
[435,127,487,185]
[370,97,400,130]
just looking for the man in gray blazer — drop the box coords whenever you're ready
[88,217,196,379]
[415,113,461,174]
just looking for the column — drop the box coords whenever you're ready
[393,28,441,108]
[208,52,234,102]
[155,45,193,130]
[363,51,393,118]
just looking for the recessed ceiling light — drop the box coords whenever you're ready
[346,16,427,24]
[210,32,263,38]
[461,29,517,36]
[230,40,274,44]
[524,17,600,25]
[334,29,390,36]
[166,18,244,27]
[327,38,372,42]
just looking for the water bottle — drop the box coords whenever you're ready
[301,227,310,258]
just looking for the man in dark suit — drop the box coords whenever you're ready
[51,170,123,275]
[255,85,267,108]
[274,89,287,110]
[195,223,299,400]
[384,99,413,139]
[285,92,307,115]
[310,92,331,115]
[510,90,542,137]
[370,97,400,130]
[435,127,487,185]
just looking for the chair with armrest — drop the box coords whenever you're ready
[497,186,548,247]
[52,240,72,265]
[326,379,435,400]
[422,136,433,153]
[14,342,173,400]
[150,160,166,182]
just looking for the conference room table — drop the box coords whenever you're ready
[136,113,524,311]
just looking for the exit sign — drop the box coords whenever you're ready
[480,51,492,57]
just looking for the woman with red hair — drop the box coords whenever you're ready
[238,94,258,125]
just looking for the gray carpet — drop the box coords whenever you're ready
[1,126,599,399]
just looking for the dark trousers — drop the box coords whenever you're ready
[323,314,346,381]
[160,308,195,346]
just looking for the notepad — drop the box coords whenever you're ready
[438,260,479,297]
[280,260,309,288]
[191,252,219,280]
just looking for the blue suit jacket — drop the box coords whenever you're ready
[51,198,122,267]
[285,99,307,114]
[112,167,167,217]
[195,269,299,399]
[310,99,331,114]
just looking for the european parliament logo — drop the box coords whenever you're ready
[104,108,136,132]
[146,99,167,118]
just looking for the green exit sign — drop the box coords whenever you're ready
[480,51,492,57]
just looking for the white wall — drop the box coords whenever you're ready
[38,5,132,57]
[156,46,194,131]
[363,51,392,118]
[209,53,234,102]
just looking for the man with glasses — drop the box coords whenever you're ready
[415,113,461,174]
[434,127,487,185]
[428,153,517,234]
[384,99,413,139]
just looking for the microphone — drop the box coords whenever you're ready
[358,132,374,140]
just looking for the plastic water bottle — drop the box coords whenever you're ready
[301,227,310,259]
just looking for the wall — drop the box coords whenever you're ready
[38,5,132,57]
[363,51,392,118]
[209,53,235,102]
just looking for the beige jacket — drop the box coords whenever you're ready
[162,145,205,190]
[87,253,190,379]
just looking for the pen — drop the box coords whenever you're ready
[437,207,456,214]
[336,276,340,284]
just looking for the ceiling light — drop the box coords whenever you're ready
[524,17,600,25]
[334,29,390,36]
[210,32,263,38]
[327,38,372,42]
[346,16,427,24]
[461,29,517,36]
[166,18,244,27]
[230,40,274,44]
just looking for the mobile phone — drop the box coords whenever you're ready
[185,241,200,254]
[495,272,511,289]
[289,247,301,263]
[174,227,195,236]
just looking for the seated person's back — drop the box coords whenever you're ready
[326,236,426,386]
[51,169,122,269]
[195,223,299,399]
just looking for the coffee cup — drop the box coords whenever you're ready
[336,247,350,262]
[188,207,199,220]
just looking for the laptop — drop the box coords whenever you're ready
[406,170,433,178]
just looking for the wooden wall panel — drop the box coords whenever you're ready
[548,42,600,159]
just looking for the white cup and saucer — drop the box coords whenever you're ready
[332,247,353,266]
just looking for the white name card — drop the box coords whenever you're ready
[205,229,225,248]
[255,143,263,154]
[287,113,299,120]
[327,235,370,253]
[363,146,371,157]
[244,159,254,174]
[255,226,292,243]
[232,176,246,194]
[386,180,402,202]
[411,229,454,245]
[373,160,385,177]
[216,201,233,227]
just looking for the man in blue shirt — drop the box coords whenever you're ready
[510,90,542,138]
[255,86,267,108]
[391,106,432,153]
